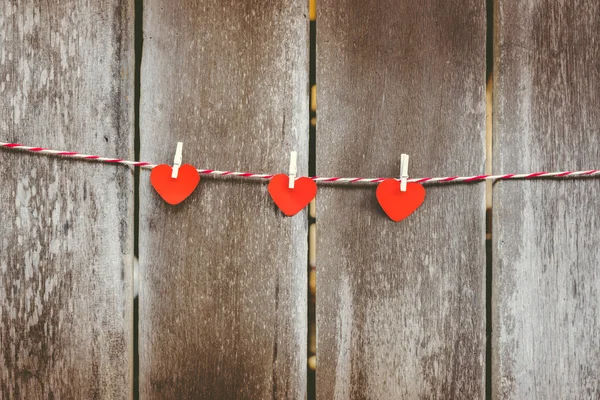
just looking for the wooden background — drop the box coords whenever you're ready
[1,0,599,399]
[138,0,308,398]
[316,0,487,398]
[493,0,600,398]
[0,0,135,398]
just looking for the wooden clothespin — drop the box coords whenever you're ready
[400,153,409,192]
[288,151,297,189]
[171,142,184,179]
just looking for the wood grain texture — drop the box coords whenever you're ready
[0,1,134,399]
[138,1,308,398]
[493,1,600,398]
[316,1,487,398]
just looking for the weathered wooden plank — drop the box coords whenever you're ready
[138,1,308,398]
[493,1,600,398]
[316,1,487,398]
[0,1,134,398]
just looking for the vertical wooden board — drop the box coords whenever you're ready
[493,1,600,398]
[0,1,134,399]
[316,1,486,398]
[138,1,308,398]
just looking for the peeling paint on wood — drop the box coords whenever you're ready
[493,1,600,397]
[0,1,135,399]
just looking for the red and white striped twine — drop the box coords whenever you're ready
[2,141,600,185]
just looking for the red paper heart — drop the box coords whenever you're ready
[150,164,200,205]
[376,179,426,222]
[268,174,317,216]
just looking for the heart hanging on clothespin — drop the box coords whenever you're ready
[150,142,200,205]
[268,151,317,216]
[268,174,317,216]
[151,164,200,205]
[376,155,425,221]
[376,180,426,222]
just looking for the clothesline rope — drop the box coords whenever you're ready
[2,141,600,185]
